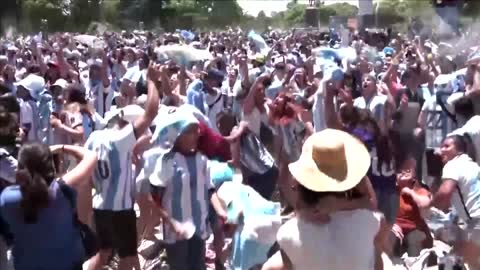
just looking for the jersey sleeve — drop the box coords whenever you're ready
[149,156,174,187]
[113,123,137,150]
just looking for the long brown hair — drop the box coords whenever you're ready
[16,143,56,223]
[357,109,399,171]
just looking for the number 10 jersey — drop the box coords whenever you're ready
[85,124,137,211]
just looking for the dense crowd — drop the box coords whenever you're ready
[0,23,479,270]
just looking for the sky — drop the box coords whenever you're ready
[237,0,361,16]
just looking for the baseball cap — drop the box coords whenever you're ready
[102,104,145,126]
[15,74,46,100]
[51,79,68,89]
[205,68,225,82]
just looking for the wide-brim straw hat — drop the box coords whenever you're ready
[288,129,371,192]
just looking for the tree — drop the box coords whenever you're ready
[0,0,20,33]
[317,6,333,24]
[207,0,243,26]
[22,0,68,31]
[461,0,480,18]
[375,0,406,26]
[69,0,102,30]
[257,11,267,20]
[326,3,358,18]
[284,3,307,26]
[117,0,171,28]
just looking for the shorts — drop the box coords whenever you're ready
[93,209,138,258]
[165,235,206,270]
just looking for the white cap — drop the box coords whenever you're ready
[7,45,18,52]
[15,74,45,100]
[51,79,68,89]
[103,104,145,125]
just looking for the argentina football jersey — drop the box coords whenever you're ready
[86,124,137,211]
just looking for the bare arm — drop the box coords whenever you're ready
[50,145,97,189]
[150,185,178,230]
[210,191,227,221]
[430,179,456,211]
[355,176,378,209]
[323,81,343,130]
[261,250,292,270]
[243,74,269,115]
[133,64,161,138]
[374,215,388,270]
[101,52,111,88]
[401,187,432,209]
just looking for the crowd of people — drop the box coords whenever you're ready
[0,21,479,270]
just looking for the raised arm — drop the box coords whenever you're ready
[50,144,97,189]
[133,63,161,138]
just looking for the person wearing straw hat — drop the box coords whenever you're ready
[262,129,389,270]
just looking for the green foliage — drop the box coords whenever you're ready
[461,0,480,18]
[318,5,337,24]
[325,2,358,18]
[8,0,480,34]
[22,0,68,31]
[285,4,307,26]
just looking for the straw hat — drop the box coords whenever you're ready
[288,129,371,192]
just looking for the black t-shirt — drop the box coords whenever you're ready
[393,87,425,128]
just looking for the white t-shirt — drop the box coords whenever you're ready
[450,115,480,167]
[442,154,480,220]
[243,104,272,138]
[277,210,381,270]
[205,89,225,132]
[354,94,388,124]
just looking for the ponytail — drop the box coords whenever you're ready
[15,143,56,224]
[448,134,476,162]
[16,169,50,223]
[462,133,476,162]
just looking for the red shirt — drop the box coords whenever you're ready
[395,186,431,237]
[197,122,231,162]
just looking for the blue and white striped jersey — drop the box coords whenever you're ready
[85,124,137,211]
[149,152,213,244]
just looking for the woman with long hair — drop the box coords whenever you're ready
[0,143,97,270]
[353,110,400,225]
[262,129,389,270]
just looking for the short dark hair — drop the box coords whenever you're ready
[454,96,475,119]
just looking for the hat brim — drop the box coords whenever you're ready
[288,130,371,192]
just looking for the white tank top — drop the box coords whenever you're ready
[277,209,382,270]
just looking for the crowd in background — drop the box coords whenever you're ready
[0,23,479,270]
